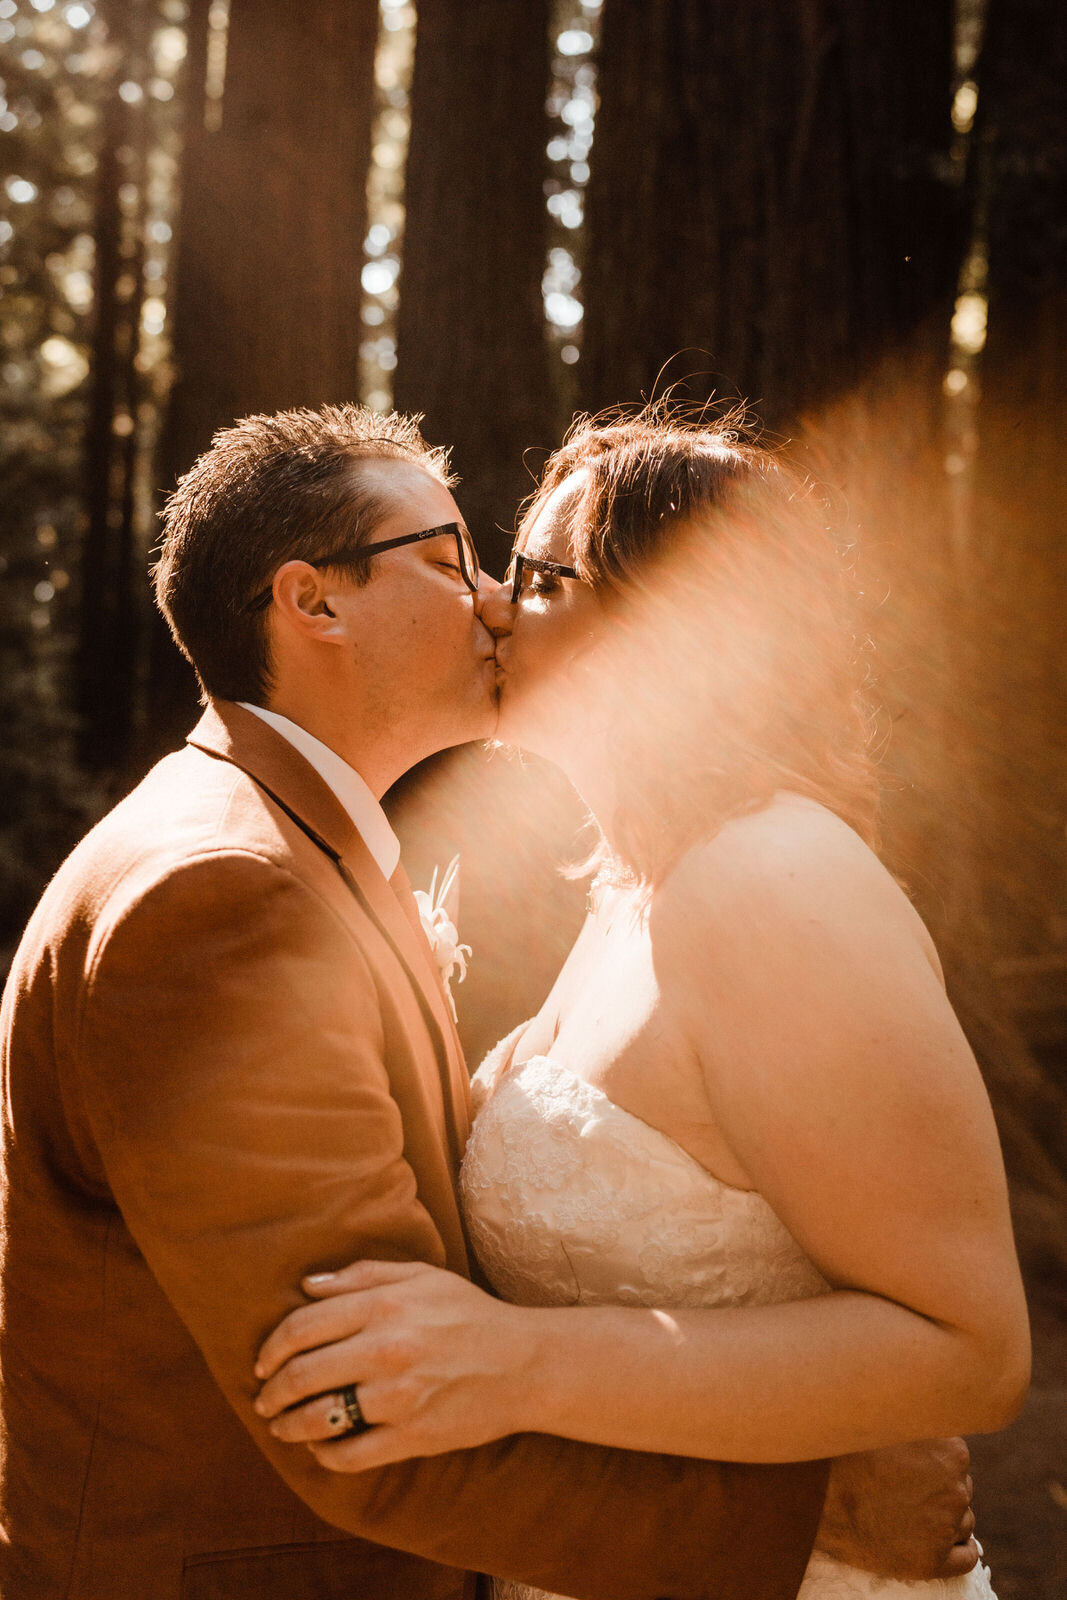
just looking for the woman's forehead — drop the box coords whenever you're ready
[518,469,589,559]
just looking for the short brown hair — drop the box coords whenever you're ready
[522,404,878,882]
[153,404,453,703]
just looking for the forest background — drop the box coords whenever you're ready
[0,0,1064,1591]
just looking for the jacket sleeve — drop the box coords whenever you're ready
[76,848,828,1600]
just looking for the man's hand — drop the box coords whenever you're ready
[817,1438,978,1580]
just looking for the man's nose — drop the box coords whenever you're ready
[473,570,514,636]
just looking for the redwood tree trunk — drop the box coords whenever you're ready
[394,0,554,575]
[954,0,1067,1269]
[971,0,1067,988]
[163,0,378,452]
[580,0,961,423]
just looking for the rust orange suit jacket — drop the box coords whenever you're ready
[0,701,828,1600]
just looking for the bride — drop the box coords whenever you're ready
[253,409,1030,1599]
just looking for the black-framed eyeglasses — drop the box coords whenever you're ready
[246,522,480,613]
[505,551,579,605]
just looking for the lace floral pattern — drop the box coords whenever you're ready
[797,1551,997,1600]
[460,1043,998,1600]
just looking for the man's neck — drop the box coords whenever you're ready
[260,692,398,800]
[238,703,401,878]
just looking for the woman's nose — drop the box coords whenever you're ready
[474,571,515,636]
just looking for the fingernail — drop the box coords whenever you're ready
[268,1421,283,1437]
[253,1362,265,1379]
[304,1272,337,1286]
[253,1396,267,1414]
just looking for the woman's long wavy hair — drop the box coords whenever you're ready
[522,404,880,885]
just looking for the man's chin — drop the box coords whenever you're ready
[473,680,504,743]
[488,687,531,750]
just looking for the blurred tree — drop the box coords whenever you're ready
[971,0,1066,996]
[144,0,381,762]
[394,0,554,574]
[78,0,153,772]
[955,0,1067,1279]
[579,0,963,420]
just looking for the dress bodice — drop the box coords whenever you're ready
[461,1043,828,1313]
[459,1034,996,1600]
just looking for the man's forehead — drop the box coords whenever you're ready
[343,456,458,531]
[342,454,443,499]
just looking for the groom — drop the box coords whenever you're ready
[1,405,976,1599]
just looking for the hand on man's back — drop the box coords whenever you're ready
[816,1437,978,1581]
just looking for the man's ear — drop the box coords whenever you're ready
[271,561,346,641]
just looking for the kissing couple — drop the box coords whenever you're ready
[1,402,1028,1600]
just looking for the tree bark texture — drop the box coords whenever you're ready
[394,0,554,575]
[162,0,378,469]
[580,0,962,424]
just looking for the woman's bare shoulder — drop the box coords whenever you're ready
[651,794,944,986]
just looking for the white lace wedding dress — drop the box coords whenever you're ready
[459,1039,998,1600]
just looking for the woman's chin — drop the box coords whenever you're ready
[492,697,558,765]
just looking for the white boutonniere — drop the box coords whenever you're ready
[412,855,471,1023]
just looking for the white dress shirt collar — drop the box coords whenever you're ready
[237,703,401,881]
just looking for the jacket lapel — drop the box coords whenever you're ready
[187,702,471,1163]
[388,863,472,1158]
[336,846,471,1164]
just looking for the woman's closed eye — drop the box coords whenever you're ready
[526,573,562,598]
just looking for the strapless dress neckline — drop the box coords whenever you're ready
[462,1039,829,1313]
[498,1049,759,1192]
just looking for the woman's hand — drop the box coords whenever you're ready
[254,1260,538,1472]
